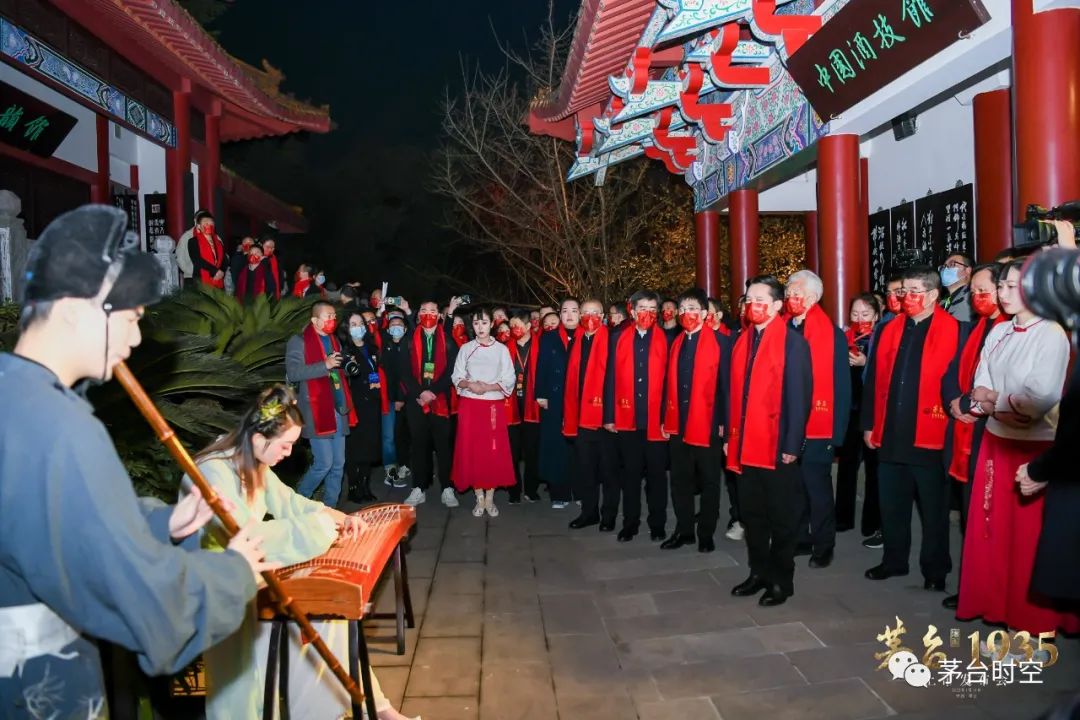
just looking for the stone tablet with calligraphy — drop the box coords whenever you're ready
[915,184,974,268]
[868,209,892,293]
[786,0,991,120]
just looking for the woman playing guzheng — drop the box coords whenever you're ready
[183,385,418,720]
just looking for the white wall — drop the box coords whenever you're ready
[0,63,96,172]
[759,169,817,212]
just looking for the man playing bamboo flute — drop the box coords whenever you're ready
[0,206,271,719]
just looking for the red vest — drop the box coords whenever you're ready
[301,324,357,436]
[948,314,1006,481]
[613,326,667,441]
[800,304,838,440]
[663,327,723,448]
[563,327,609,436]
[505,337,540,425]
[726,319,787,472]
[195,230,225,288]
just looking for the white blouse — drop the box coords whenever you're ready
[451,339,516,401]
[972,317,1069,441]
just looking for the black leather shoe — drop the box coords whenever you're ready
[809,549,834,569]
[698,537,715,553]
[942,593,959,609]
[759,585,791,607]
[924,578,946,592]
[617,529,636,542]
[731,575,768,597]
[599,522,615,532]
[569,515,599,529]
[660,534,695,550]
[650,529,666,542]
[864,564,909,581]
[794,542,813,557]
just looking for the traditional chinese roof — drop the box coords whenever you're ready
[47,0,332,142]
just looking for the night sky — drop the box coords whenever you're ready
[212,0,579,298]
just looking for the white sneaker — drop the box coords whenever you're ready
[551,501,569,510]
[398,465,413,480]
[404,487,426,506]
[725,521,745,541]
[441,488,460,507]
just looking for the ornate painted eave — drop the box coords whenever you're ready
[47,0,332,142]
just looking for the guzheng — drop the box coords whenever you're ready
[257,503,416,620]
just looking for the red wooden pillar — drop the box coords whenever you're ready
[92,115,109,204]
[817,134,861,326]
[803,211,819,274]
[694,209,721,297]
[859,157,870,289]
[728,188,759,309]
[973,89,1013,261]
[165,83,191,241]
[1012,0,1080,216]
[200,107,221,214]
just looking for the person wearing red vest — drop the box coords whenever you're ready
[602,290,670,542]
[261,237,285,299]
[783,270,852,570]
[234,244,274,303]
[400,300,459,508]
[861,266,963,591]
[940,262,1005,610]
[726,277,812,606]
[188,210,226,289]
[660,288,733,553]
[286,301,358,507]
[563,299,619,530]
[506,310,542,504]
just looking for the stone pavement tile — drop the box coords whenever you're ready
[745,591,855,626]
[635,697,722,720]
[403,548,438,579]
[621,665,663,705]
[532,559,592,594]
[373,664,410,708]
[431,561,485,596]
[405,636,481,697]
[649,654,807,699]
[371,576,431,619]
[801,613,915,647]
[710,677,892,720]
[407,528,444,552]
[785,642,881,684]
[446,510,488,537]
[421,591,483,637]
[600,569,722,596]
[400,696,479,720]
[440,534,488,562]
[649,585,748,615]
[413,504,450,528]
[547,633,625,697]
[555,693,638,720]
[367,623,419,667]
[887,709,994,720]
[584,550,738,581]
[539,592,604,635]
[616,622,823,670]
[594,592,658,619]
[479,661,557,720]
[483,612,548,662]
[974,689,1079,720]
[602,605,756,643]
[484,584,542,614]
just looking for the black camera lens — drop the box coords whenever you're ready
[1020,247,1080,330]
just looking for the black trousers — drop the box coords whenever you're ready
[507,421,541,501]
[726,470,741,525]
[572,428,620,524]
[616,429,668,535]
[738,463,802,594]
[669,437,722,539]
[798,461,837,553]
[877,461,952,582]
[405,403,452,491]
[835,411,881,535]
[394,405,412,469]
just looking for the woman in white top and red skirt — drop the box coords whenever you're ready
[451,306,517,517]
[957,260,1080,635]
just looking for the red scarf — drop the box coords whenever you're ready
[870,307,959,450]
[800,304,837,440]
[556,325,571,349]
[663,328,723,448]
[235,263,265,301]
[293,278,311,298]
[614,327,667,440]
[948,314,1006,481]
[267,254,281,299]
[410,328,449,417]
[726,319,787,471]
[563,326,609,436]
[505,337,540,424]
[195,229,224,288]
[302,324,357,436]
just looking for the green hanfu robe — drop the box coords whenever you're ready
[0,353,255,719]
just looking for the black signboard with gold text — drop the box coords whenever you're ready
[0,80,78,157]
[787,0,991,120]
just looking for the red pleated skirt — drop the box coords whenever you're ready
[957,432,1080,634]
[451,396,515,491]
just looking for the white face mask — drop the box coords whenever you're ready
[388,325,406,339]
[315,274,326,285]
[349,326,366,341]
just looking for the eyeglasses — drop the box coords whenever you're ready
[901,288,929,296]
[940,260,970,270]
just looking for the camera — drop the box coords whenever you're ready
[385,296,403,307]
[1013,202,1080,249]
[459,294,471,305]
[1020,247,1080,344]
[343,354,363,378]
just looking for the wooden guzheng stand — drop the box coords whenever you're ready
[112,362,367,710]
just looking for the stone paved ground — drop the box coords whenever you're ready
[353,480,1080,720]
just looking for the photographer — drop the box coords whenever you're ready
[339,310,387,503]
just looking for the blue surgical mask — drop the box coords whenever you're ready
[388,325,406,339]
[940,267,959,287]
[316,273,326,285]
[349,326,366,341]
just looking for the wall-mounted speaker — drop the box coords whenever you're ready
[891,112,918,141]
